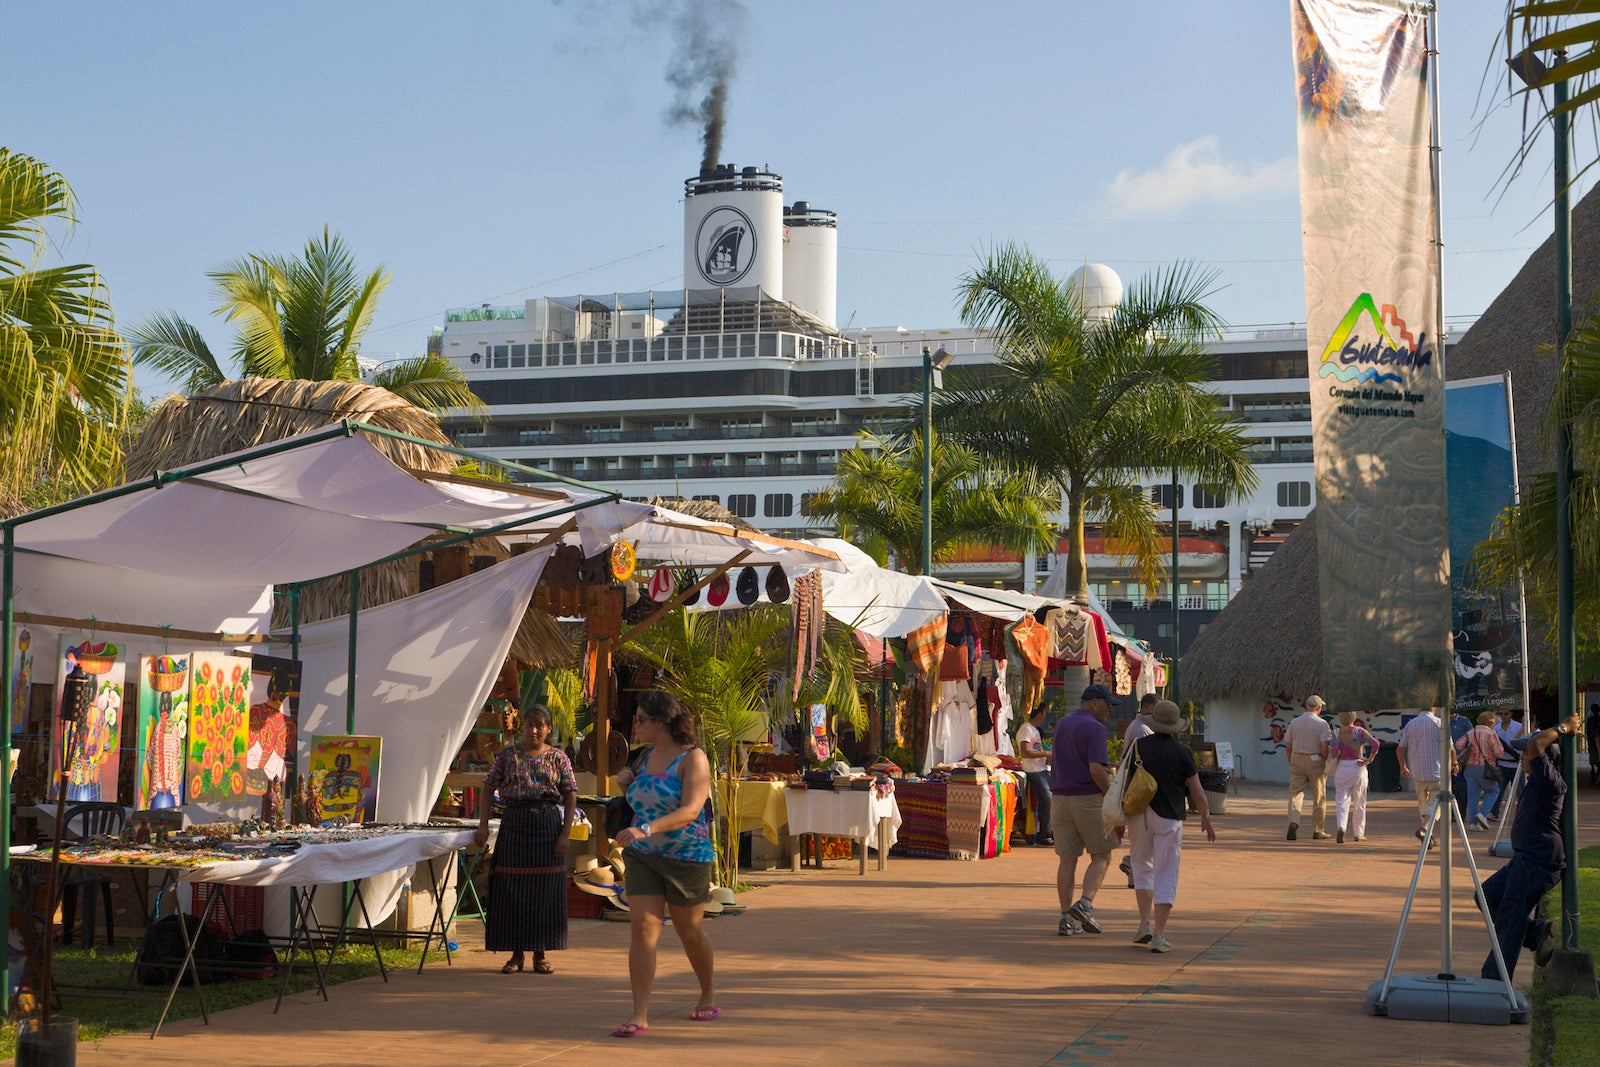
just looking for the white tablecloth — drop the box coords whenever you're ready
[782,790,901,851]
[180,827,479,886]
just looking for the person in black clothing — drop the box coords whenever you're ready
[1120,700,1216,954]
[1585,703,1600,788]
[1480,710,1582,982]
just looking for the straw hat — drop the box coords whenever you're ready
[710,887,736,905]
[573,856,601,876]
[702,900,724,915]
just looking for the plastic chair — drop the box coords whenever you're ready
[59,802,126,947]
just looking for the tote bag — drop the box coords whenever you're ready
[1102,740,1137,828]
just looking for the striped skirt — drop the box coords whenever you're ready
[485,803,568,952]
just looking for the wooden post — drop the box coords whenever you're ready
[594,636,613,797]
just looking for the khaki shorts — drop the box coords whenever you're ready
[623,850,714,907]
[1051,793,1119,858]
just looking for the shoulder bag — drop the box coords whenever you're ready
[1122,739,1159,817]
[1101,740,1136,828]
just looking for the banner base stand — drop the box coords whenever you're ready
[1366,975,1529,1025]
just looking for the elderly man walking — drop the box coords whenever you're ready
[1285,695,1332,841]
[1049,683,1121,936]
[1397,705,1456,845]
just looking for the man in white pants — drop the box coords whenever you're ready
[1285,695,1332,841]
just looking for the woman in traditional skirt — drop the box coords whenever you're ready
[475,704,577,974]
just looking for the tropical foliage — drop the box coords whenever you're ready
[801,429,1058,573]
[1499,4,1600,188]
[1471,291,1600,680]
[935,243,1257,601]
[129,228,482,415]
[0,149,132,512]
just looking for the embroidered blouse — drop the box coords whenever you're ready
[626,748,714,863]
[1330,725,1377,762]
[484,745,577,803]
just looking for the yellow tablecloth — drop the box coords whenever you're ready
[719,779,790,844]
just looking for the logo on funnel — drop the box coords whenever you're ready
[1317,293,1435,384]
[695,205,756,286]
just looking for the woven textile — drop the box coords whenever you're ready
[946,781,989,860]
[893,781,949,858]
[984,778,1018,858]
[904,615,949,677]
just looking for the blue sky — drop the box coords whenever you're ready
[8,1,1586,392]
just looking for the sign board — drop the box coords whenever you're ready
[1215,742,1235,772]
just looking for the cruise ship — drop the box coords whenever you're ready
[432,162,1460,659]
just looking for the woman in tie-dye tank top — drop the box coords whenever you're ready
[609,690,717,1037]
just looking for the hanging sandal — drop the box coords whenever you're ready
[500,957,523,974]
[690,1006,721,1021]
[533,958,554,974]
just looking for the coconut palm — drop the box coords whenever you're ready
[129,228,482,415]
[1498,4,1600,187]
[0,149,131,511]
[935,244,1258,603]
[801,429,1058,573]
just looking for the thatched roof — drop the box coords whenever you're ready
[1181,184,1600,701]
[646,495,760,532]
[124,379,460,628]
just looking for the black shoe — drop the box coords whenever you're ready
[1337,829,1345,843]
[1287,825,1298,841]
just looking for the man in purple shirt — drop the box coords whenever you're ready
[1048,683,1121,936]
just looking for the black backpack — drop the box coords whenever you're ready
[135,914,225,985]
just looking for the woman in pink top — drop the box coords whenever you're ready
[1455,711,1506,831]
[1330,711,1378,843]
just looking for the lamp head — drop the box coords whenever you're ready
[932,348,956,372]
[1507,47,1550,88]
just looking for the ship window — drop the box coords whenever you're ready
[650,340,666,362]
[692,494,720,504]
[763,493,793,518]
[687,336,701,359]
[598,345,611,364]
[492,345,509,369]
[667,337,683,361]
[1192,484,1225,509]
[739,335,756,358]
[580,347,594,365]
[1151,484,1184,509]
[1277,480,1312,507]
[510,344,526,369]
[799,492,819,516]
[727,493,757,518]
[759,335,778,358]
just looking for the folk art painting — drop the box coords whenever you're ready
[185,653,251,803]
[245,655,300,798]
[53,636,125,803]
[136,655,189,810]
[307,735,381,826]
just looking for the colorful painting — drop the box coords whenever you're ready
[53,636,125,803]
[185,653,251,802]
[135,655,189,810]
[10,628,33,735]
[307,735,381,826]
[245,655,300,796]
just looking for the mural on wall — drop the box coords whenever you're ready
[185,653,252,803]
[307,735,381,826]
[53,637,125,802]
[136,655,189,810]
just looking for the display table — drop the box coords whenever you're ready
[783,788,901,875]
[723,779,789,844]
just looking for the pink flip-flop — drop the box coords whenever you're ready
[611,1023,648,1038]
[690,1006,721,1022]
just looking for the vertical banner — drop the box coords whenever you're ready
[1445,376,1524,715]
[1292,0,1452,708]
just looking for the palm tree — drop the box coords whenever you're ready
[1471,293,1600,680]
[801,429,1058,572]
[936,244,1258,603]
[129,228,483,415]
[0,149,131,511]
[1499,5,1600,188]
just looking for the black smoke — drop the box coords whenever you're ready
[663,0,748,174]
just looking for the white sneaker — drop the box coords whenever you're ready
[1134,923,1154,945]
[1475,814,1490,830]
[1150,935,1173,953]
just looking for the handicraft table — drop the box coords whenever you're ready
[782,788,901,875]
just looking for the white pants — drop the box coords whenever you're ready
[1128,808,1184,905]
[1333,760,1368,837]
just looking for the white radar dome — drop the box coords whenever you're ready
[1065,263,1123,324]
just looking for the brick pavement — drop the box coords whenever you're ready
[78,779,1594,1066]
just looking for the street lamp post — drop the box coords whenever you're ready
[921,346,954,576]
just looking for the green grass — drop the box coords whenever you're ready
[1,938,424,1055]
[1532,845,1600,1066]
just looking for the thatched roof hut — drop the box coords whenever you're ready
[1183,185,1600,711]
[122,380,580,666]
[646,495,760,532]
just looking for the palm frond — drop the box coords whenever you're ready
[128,310,231,394]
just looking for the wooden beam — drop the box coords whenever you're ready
[615,551,752,647]
[404,466,571,502]
[11,611,268,645]
[644,520,841,560]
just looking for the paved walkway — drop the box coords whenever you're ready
[79,780,1594,1066]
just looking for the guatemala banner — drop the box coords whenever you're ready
[1445,375,1525,716]
[1292,0,1452,709]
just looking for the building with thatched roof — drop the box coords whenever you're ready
[1181,185,1600,783]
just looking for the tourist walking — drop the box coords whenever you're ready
[475,704,577,975]
[1455,712,1506,831]
[1049,683,1121,936]
[1013,705,1053,847]
[1285,695,1332,840]
[1490,708,1526,819]
[1397,706,1455,845]
[610,691,717,1037]
[1479,712,1582,982]
[1329,710,1377,843]
[1123,700,1215,953]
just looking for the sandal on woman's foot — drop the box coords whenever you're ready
[533,958,553,974]
[690,1006,721,1022]
[611,1023,648,1038]
[500,957,523,974]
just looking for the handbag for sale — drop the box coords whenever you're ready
[1122,740,1159,817]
